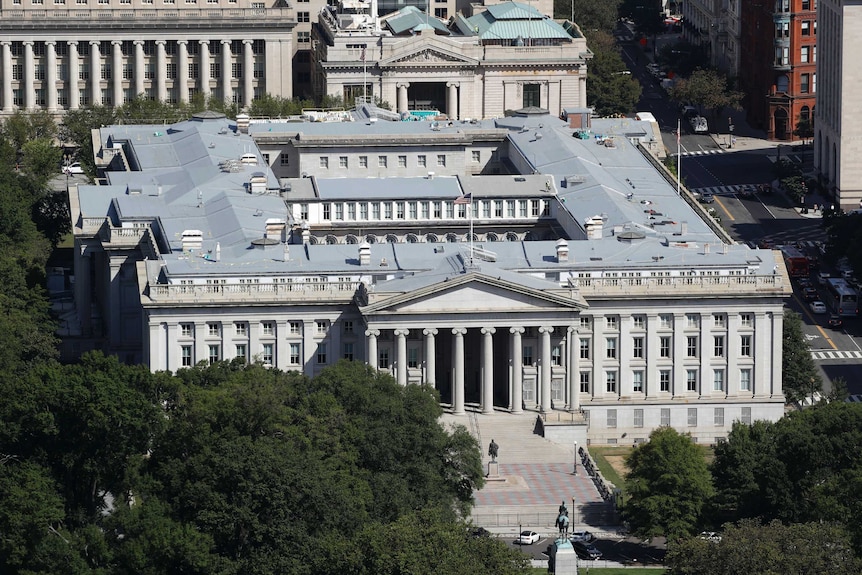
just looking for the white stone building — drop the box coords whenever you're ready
[813,0,862,209]
[67,109,790,445]
[0,0,294,114]
[311,1,589,119]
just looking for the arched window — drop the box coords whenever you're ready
[345,234,359,244]
[425,233,439,243]
[486,232,499,242]
[365,234,377,244]
[800,106,810,121]
[446,233,458,243]
[325,235,338,245]
[405,233,419,243]
[505,232,519,242]
[385,234,398,244]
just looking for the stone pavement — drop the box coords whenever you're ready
[440,411,620,535]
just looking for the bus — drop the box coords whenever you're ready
[780,245,810,278]
[824,278,859,316]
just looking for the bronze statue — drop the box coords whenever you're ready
[488,439,499,462]
[559,500,568,517]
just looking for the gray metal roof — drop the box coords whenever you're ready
[383,6,450,35]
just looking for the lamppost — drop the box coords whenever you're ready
[63,154,72,187]
[728,117,734,148]
[572,495,577,526]
[573,440,578,475]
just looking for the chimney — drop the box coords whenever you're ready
[556,239,569,262]
[301,222,310,245]
[584,216,603,240]
[359,242,371,266]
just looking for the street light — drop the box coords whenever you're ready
[573,441,578,475]
[572,495,577,527]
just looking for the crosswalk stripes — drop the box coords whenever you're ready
[847,395,862,403]
[689,184,746,197]
[680,149,727,157]
[810,350,862,360]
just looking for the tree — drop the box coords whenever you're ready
[553,0,621,31]
[623,427,714,542]
[668,68,743,113]
[60,105,117,176]
[709,420,776,521]
[586,30,642,116]
[793,113,814,144]
[666,519,861,575]
[781,310,821,404]
[20,138,62,185]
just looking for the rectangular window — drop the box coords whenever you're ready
[316,321,328,334]
[181,323,193,337]
[297,10,310,21]
[714,369,725,392]
[289,342,301,365]
[417,155,426,167]
[579,316,591,329]
[686,313,699,328]
[472,150,480,162]
[607,409,617,428]
[384,203,393,219]
[262,343,274,365]
[378,349,390,369]
[740,313,753,327]
[280,153,290,166]
[633,315,645,329]
[713,313,726,328]
[339,156,348,169]
[551,345,562,366]
[634,408,644,428]
[407,347,418,368]
[289,321,301,334]
[606,337,617,359]
[660,314,672,329]
[800,45,810,63]
[359,203,368,219]
[437,154,446,167]
[714,407,725,427]
[316,343,327,364]
[522,83,540,107]
[740,368,752,391]
[633,337,644,359]
[741,406,752,425]
[579,338,590,359]
[522,345,533,366]
[687,369,698,392]
[632,370,644,393]
[801,73,810,94]
[398,155,407,168]
[342,320,354,335]
[235,344,247,363]
[297,32,311,44]
[714,335,725,357]
[661,408,671,426]
[208,345,220,364]
[606,316,618,330]
[262,321,275,336]
[396,201,405,219]
[344,342,355,361]
[208,323,220,336]
[347,203,356,220]
[660,336,671,358]
[359,155,368,168]
[801,20,810,36]
[688,408,698,427]
[579,371,590,393]
[740,335,752,357]
[687,336,698,357]
[606,370,617,393]
[378,155,387,168]
[181,345,193,366]
[322,204,331,220]
[660,370,671,392]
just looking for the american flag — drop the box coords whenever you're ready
[454,193,472,205]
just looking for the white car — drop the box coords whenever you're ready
[516,530,540,545]
[569,530,595,543]
[689,116,709,133]
[63,162,85,175]
[809,300,827,314]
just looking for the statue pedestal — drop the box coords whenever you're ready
[486,461,504,481]
[548,538,578,575]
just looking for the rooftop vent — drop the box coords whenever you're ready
[181,229,203,253]
[358,242,371,266]
[555,239,569,263]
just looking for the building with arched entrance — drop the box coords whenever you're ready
[311,1,589,119]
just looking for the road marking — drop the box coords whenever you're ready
[804,333,820,341]
[712,195,734,221]
[793,295,837,350]
[811,350,862,360]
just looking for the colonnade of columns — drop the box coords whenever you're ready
[0,38,261,113]
[394,81,460,120]
[365,324,568,416]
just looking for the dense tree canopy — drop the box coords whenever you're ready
[668,68,743,114]
[623,427,714,542]
[782,310,822,404]
[585,30,642,116]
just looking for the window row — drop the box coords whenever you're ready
[576,334,754,360]
[598,312,755,330]
[3,39,265,56]
[180,341,357,367]
[176,319,351,337]
[579,367,753,395]
[606,406,751,428]
[316,198,548,221]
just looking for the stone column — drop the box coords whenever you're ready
[366,328,380,369]
[770,312,783,397]
[394,328,409,385]
[446,82,458,120]
[199,40,210,99]
[452,327,467,415]
[726,314,739,397]
[481,327,495,413]
[243,39,254,107]
[699,314,710,398]
[539,326,554,412]
[221,39,232,104]
[397,83,408,114]
[23,41,34,110]
[510,327,524,413]
[423,328,437,385]
[567,326,579,411]
[46,41,58,112]
[646,314,660,398]
[673,314,686,396]
[90,41,101,106]
[68,42,80,110]
[177,40,189,103]
[2,42,12,112]
[156,40,167,102]
[112,41,123,106]
[133,40,144,97]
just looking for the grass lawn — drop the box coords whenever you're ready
[586,446,632,497]
[532,568,666,574]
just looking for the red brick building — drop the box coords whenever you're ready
[739,0,817,140]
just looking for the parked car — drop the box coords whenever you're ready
[698,193,715,204]
[817,272,831,285]
[828,314,843,328]
[516,530,540,545]
[472,527,491,538]
[63,162,84,175]
[572,541,603,560]
[738,185,756,198]
[810,300,827,314]
[796,277,813,288]
[569,530,595,543]
[803,287,819,301]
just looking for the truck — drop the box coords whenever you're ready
[781,245,810,278]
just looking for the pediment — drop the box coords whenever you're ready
[360,273,586,316]
[379,44,479,67]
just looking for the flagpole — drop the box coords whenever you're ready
[362,45,367,102]
[676,118,681,197]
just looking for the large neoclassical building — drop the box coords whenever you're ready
[67,108,790,444]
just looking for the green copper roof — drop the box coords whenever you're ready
[385,6,450,35]
[466,1,571,41]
